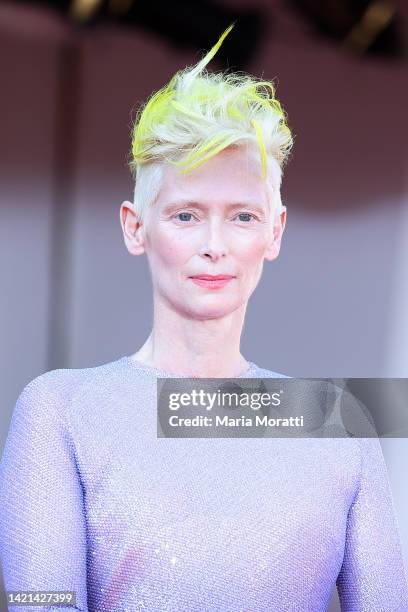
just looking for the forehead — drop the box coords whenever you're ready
[156,146,279,208]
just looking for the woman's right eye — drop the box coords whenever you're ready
[174,212,195,222]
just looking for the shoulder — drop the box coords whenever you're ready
[13,357,125,423]
[18,361,107,399]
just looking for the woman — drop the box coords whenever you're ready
[1,24,407,612]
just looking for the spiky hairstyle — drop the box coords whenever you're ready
[129,23,294,224]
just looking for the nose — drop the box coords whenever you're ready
[198,219,228,260]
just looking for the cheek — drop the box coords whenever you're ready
[149,230,192,267]
[237,234,269,265]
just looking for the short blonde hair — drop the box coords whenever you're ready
[128,23,294,226]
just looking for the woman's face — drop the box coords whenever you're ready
[124,146,286,320]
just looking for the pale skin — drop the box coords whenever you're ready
[120,145,286,378]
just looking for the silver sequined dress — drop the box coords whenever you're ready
[1,356,407,611]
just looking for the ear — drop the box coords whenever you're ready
[264,206,287,262]
[119,200,146,256]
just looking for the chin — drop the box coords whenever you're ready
[187,299,242,320]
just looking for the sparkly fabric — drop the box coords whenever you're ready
[1,356,408,612]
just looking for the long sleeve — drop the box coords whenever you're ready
[336,436,408,611]
[0,374,89,612]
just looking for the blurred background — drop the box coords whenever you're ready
[0,0,407,609]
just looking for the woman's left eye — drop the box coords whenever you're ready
[236,212,257,222]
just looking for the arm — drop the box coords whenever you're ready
[336,436,408,611]
[0,374,89,611]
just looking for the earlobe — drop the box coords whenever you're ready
[128,229,146,256]
[264,208,286,261]
[265,214,286,261]
[264,238,281,262]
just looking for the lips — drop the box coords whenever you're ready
[190,275,235,280]
[189,275,235,290]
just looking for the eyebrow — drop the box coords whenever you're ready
[162,200,267,215]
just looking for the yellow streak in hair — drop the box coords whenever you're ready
[250,119,267,180]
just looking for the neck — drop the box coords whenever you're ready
[131,296,249,377]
